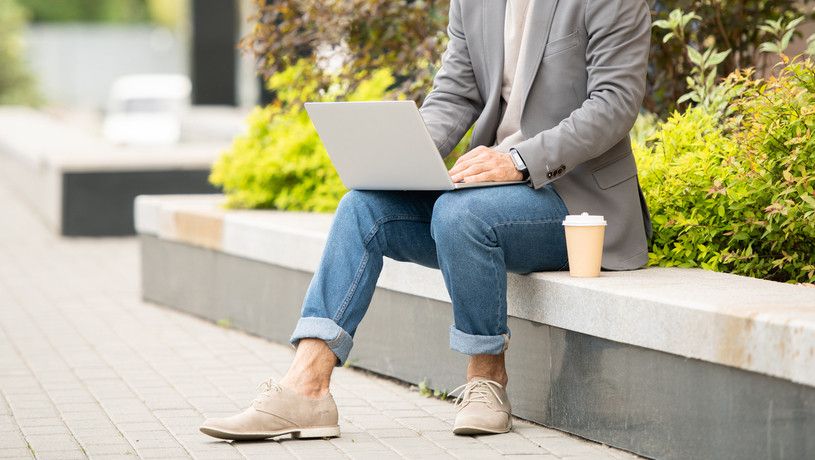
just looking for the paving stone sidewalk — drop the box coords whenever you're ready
[0,180,641,460]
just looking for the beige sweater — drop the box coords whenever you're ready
[494,0,535,152]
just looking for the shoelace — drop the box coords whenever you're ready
[451,379,504,408]
[254,378,283,401]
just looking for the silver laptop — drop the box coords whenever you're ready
[304,101,524,191]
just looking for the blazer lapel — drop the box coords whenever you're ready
[481,0,506,99]
[518,0,560,114]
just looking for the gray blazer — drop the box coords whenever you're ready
[419,0,653,270]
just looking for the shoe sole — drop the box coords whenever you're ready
[453,423,512,436]
[200,425,341,441]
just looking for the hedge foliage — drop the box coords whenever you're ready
[635,59,815,283]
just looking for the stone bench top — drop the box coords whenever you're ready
[0,107,226,172]
[135,194,815,388]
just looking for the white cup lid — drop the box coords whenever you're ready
[563,212,607,226]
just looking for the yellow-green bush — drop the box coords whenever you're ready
[634,108,739,271]
[210,64,398,211]
[0,0,39,105]
[636,59,815,283]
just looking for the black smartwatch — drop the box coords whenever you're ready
[509,148,530,181]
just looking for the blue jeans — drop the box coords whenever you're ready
[290,184,569,365]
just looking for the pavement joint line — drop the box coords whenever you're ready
[0,392,34,458]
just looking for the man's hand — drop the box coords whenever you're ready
[448,146,523,183]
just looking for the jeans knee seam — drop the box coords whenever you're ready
[362,214,432,248]
[334,214,430,325]
[493,249,504,330]
[463,208,499,247]
[456,209,505,323]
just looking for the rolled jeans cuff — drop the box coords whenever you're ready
[290,317,354,366]
[449,325,510,355]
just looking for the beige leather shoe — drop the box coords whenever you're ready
[452,378,512,435]
[199,379,340,441]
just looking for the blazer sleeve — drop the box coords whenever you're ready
[418,0,484,158]
[513,0,651,188]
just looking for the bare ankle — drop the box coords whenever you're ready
[280,363,331,398]
[468,373,509,387]
[280,339,336,399]
[467,353,509,387]
[280,374,329,399]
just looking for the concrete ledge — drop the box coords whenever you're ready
[137,195,815,458]
[0,107,228,235]
[142,234,815,459]
[135,194,815,389]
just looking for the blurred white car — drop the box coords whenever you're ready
[102,74,191,146]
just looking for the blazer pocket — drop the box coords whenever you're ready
[592,154,638,190]
[543,30,580,58]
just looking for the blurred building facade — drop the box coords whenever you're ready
[21,0,259,110]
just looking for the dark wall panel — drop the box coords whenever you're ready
[62,170,216,236]
[191,0,238,105]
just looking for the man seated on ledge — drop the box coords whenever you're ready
[200,0,652,440]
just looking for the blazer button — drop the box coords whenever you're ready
[547,172,553,179]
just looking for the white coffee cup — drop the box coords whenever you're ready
[562,212,607,277]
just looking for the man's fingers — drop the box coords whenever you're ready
[451,165,478,182]
[449,156,479,175]
[452,146,488,168]
[453,161,496,182]
[449,147,516,183]
[462,170,496,183]
[450,146,497,176]
[451,162,489,182]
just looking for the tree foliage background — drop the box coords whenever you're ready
[244,0,815,116]
[243,0,450,104]
[647,0,815,115]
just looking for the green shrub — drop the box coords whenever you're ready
[16,0,150,23]
[636,59,815,283]
[634,108,738,271]
[0,0,39,105]
[631,112,660,149]
[210,64,398,211]
[726,59,815,282]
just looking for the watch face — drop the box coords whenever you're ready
[511,151,526,170]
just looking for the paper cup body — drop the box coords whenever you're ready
[562,213,606,277]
